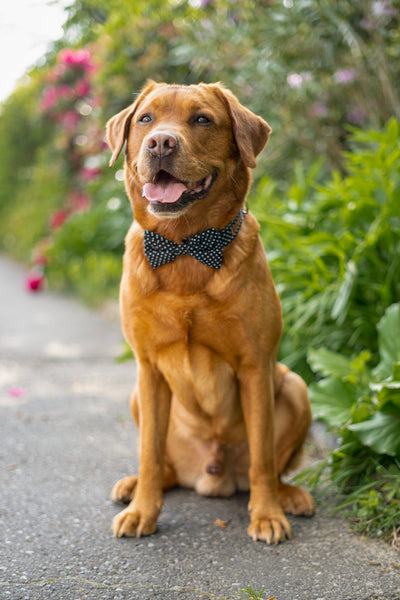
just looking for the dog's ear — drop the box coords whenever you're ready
[212,84,271,169]
[106,80,159,166]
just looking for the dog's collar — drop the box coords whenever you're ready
[144,207,247,270]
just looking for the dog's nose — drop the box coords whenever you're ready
[146,131,178,158]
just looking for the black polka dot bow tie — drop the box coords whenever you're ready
[144,209,245,270]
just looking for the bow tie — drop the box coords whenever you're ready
[144,210,245,269]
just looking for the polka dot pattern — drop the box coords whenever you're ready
[144,209,245,270]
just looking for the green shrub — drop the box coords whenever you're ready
[44,190,131,305]
[252,119,400,378]
[299,304,400,545]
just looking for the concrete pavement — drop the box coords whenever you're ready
[0,254,399,600]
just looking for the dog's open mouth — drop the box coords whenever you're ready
[142,170,216,207]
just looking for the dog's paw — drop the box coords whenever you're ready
[111,505,158,538]
[110,476,138,504]
[248,512,292,544]
[278,483,315,517]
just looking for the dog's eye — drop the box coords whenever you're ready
[138,114,152,124]
[193,115,213,125]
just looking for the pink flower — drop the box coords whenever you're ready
[8,387,27,397]
[25,270,45,292]
[68,190,91,212]
[57,111,80,129]
[50,209,69,230]
[41,87,58,110]
[287,73,303,88]
[75,79,90,97]
[58,84,73,99]
[81,167,101,181]
[287,72,312,89]
[58,48,94,70]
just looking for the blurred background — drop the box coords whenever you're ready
[1,0,399,545]
[1,0,400,372]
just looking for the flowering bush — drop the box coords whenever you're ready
[25,47,106,292]
[40,49,95,114]
[1,0,400,308]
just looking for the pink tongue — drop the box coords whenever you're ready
[143,181,188,203]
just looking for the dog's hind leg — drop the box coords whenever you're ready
[274,365,315,516]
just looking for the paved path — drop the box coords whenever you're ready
[1,255,399,600]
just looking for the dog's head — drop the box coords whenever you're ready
[106,81,270,222]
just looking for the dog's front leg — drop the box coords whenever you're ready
[112,361,171,538]
[239,363,291,544]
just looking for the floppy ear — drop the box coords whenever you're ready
[106,105,136,166]
[106,80,159,166]
[212,85,271,169]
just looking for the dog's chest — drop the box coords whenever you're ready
[149,302,242,421]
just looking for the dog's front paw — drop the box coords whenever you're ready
[248,511,292,544]
[111,504,158,538]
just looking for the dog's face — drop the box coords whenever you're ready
[107,82,271,221]
[127,84,236,218]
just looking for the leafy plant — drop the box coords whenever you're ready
[301,303,400,545]
[252,119,400,378]
[44,190,131,305]
[241,586,274,600]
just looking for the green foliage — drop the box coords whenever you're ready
[252,119,400,378]
[1,143,69,261]
[301,304,400,544]
[47,250,122,306]
[1,0,400,315]
[44,190,131,304]
[241,586,272,600]
[0,79,54,254]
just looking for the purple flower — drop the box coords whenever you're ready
[308,102,328,118]
[347,106,367,124]
[334,69,357,84]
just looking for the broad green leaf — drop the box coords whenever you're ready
[308,348,353,379]
[370,378,400,411]
[309,377,356,427]
[392,362,400,381]
[374,304,400,379]
[349,408,400,457]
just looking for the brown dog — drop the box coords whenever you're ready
[106,81,314,544]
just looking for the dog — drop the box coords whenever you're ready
[106,81,314,544]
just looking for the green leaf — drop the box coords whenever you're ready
[374,303,400,379]
[370,379,400,411]
[308,347,354,379]
[393,362,400,380]
[349,407,400,457]
[331,260,357,322]
[309,377,356,427]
